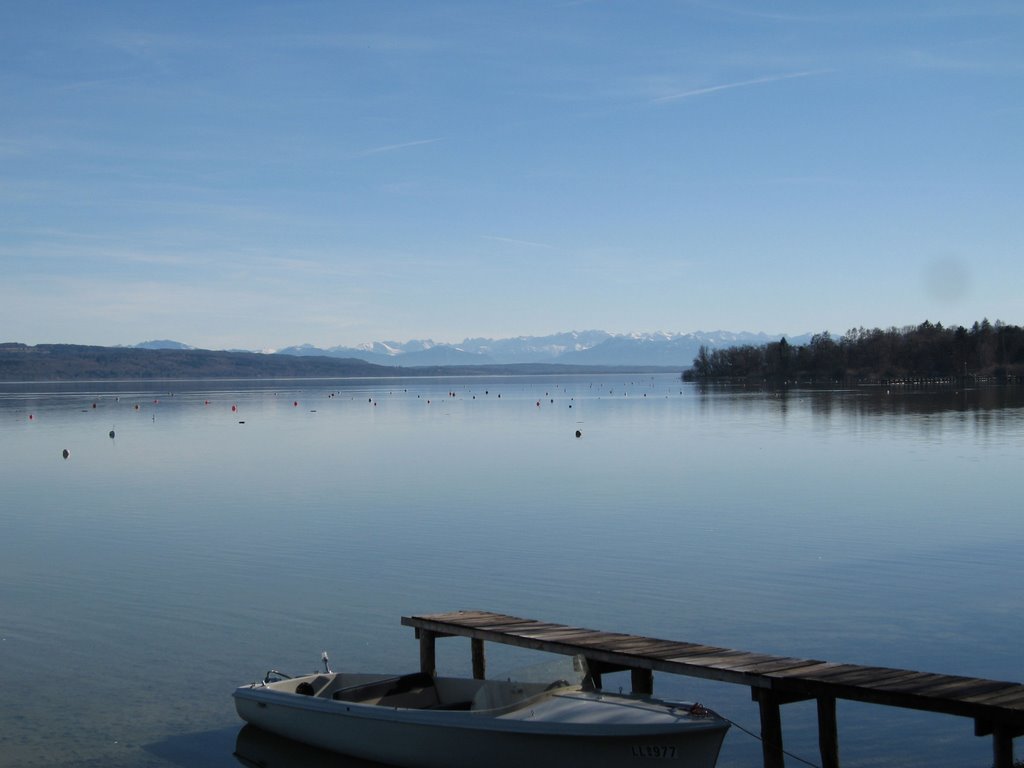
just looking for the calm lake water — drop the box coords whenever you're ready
[1,374,1022,768]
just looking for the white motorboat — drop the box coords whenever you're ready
[233,655,729,768]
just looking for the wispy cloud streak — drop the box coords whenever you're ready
[652,70,830,104]
[483,235,556,249]
[355,138,441,157]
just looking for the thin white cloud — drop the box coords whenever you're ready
[651,69,830,104]
[355,138,441,157]
[483,235,556,249]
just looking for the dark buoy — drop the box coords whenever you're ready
[575,430,582,438]
[62,448,70,459]
[109,430,115,439]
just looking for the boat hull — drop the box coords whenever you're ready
[234,679,728,768]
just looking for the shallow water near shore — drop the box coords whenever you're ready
[1,374,1023,767]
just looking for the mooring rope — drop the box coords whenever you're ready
[720,714,822,768]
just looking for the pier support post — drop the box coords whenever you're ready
[993,725,1014,768]
[976,719,1022,768]
[631,668,654,695]
[471,638,486,679]
[817,696,840,768]
[754,689,786,768]
[418,629,437,677]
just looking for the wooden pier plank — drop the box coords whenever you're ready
[967,688,1024,707]
[767,661,846,679]
[666,651,768,668]
[635,641,715,658]
[731,658,827,675]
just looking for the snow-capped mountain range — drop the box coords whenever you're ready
[136,330,811,367]
[264,330,812,367]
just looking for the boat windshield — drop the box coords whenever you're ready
[496,654,589,687]
[469,654,589,711]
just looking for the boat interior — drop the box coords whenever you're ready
[272,671,571,712]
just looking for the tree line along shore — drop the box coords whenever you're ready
[684,320,1024,385]
[0,343,670,381]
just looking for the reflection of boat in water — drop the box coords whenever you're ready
[233,655,729,768]
[234,724,387,768]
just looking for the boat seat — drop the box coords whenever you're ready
[334,672,440,708]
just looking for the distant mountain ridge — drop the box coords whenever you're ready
[0,330,818,379]
[134,339,195,350]
[273,330,813,367]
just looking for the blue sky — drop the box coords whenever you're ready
[2,1,1021,350]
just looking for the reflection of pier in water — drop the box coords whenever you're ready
[405,611,1024,768]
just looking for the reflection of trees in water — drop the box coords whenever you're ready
[695,384,1024,420]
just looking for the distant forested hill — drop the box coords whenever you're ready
[684,320,1024,384]
[0,343,671,381]
[0,344,393,380]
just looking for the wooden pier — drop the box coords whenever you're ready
[402,610,1024,768]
